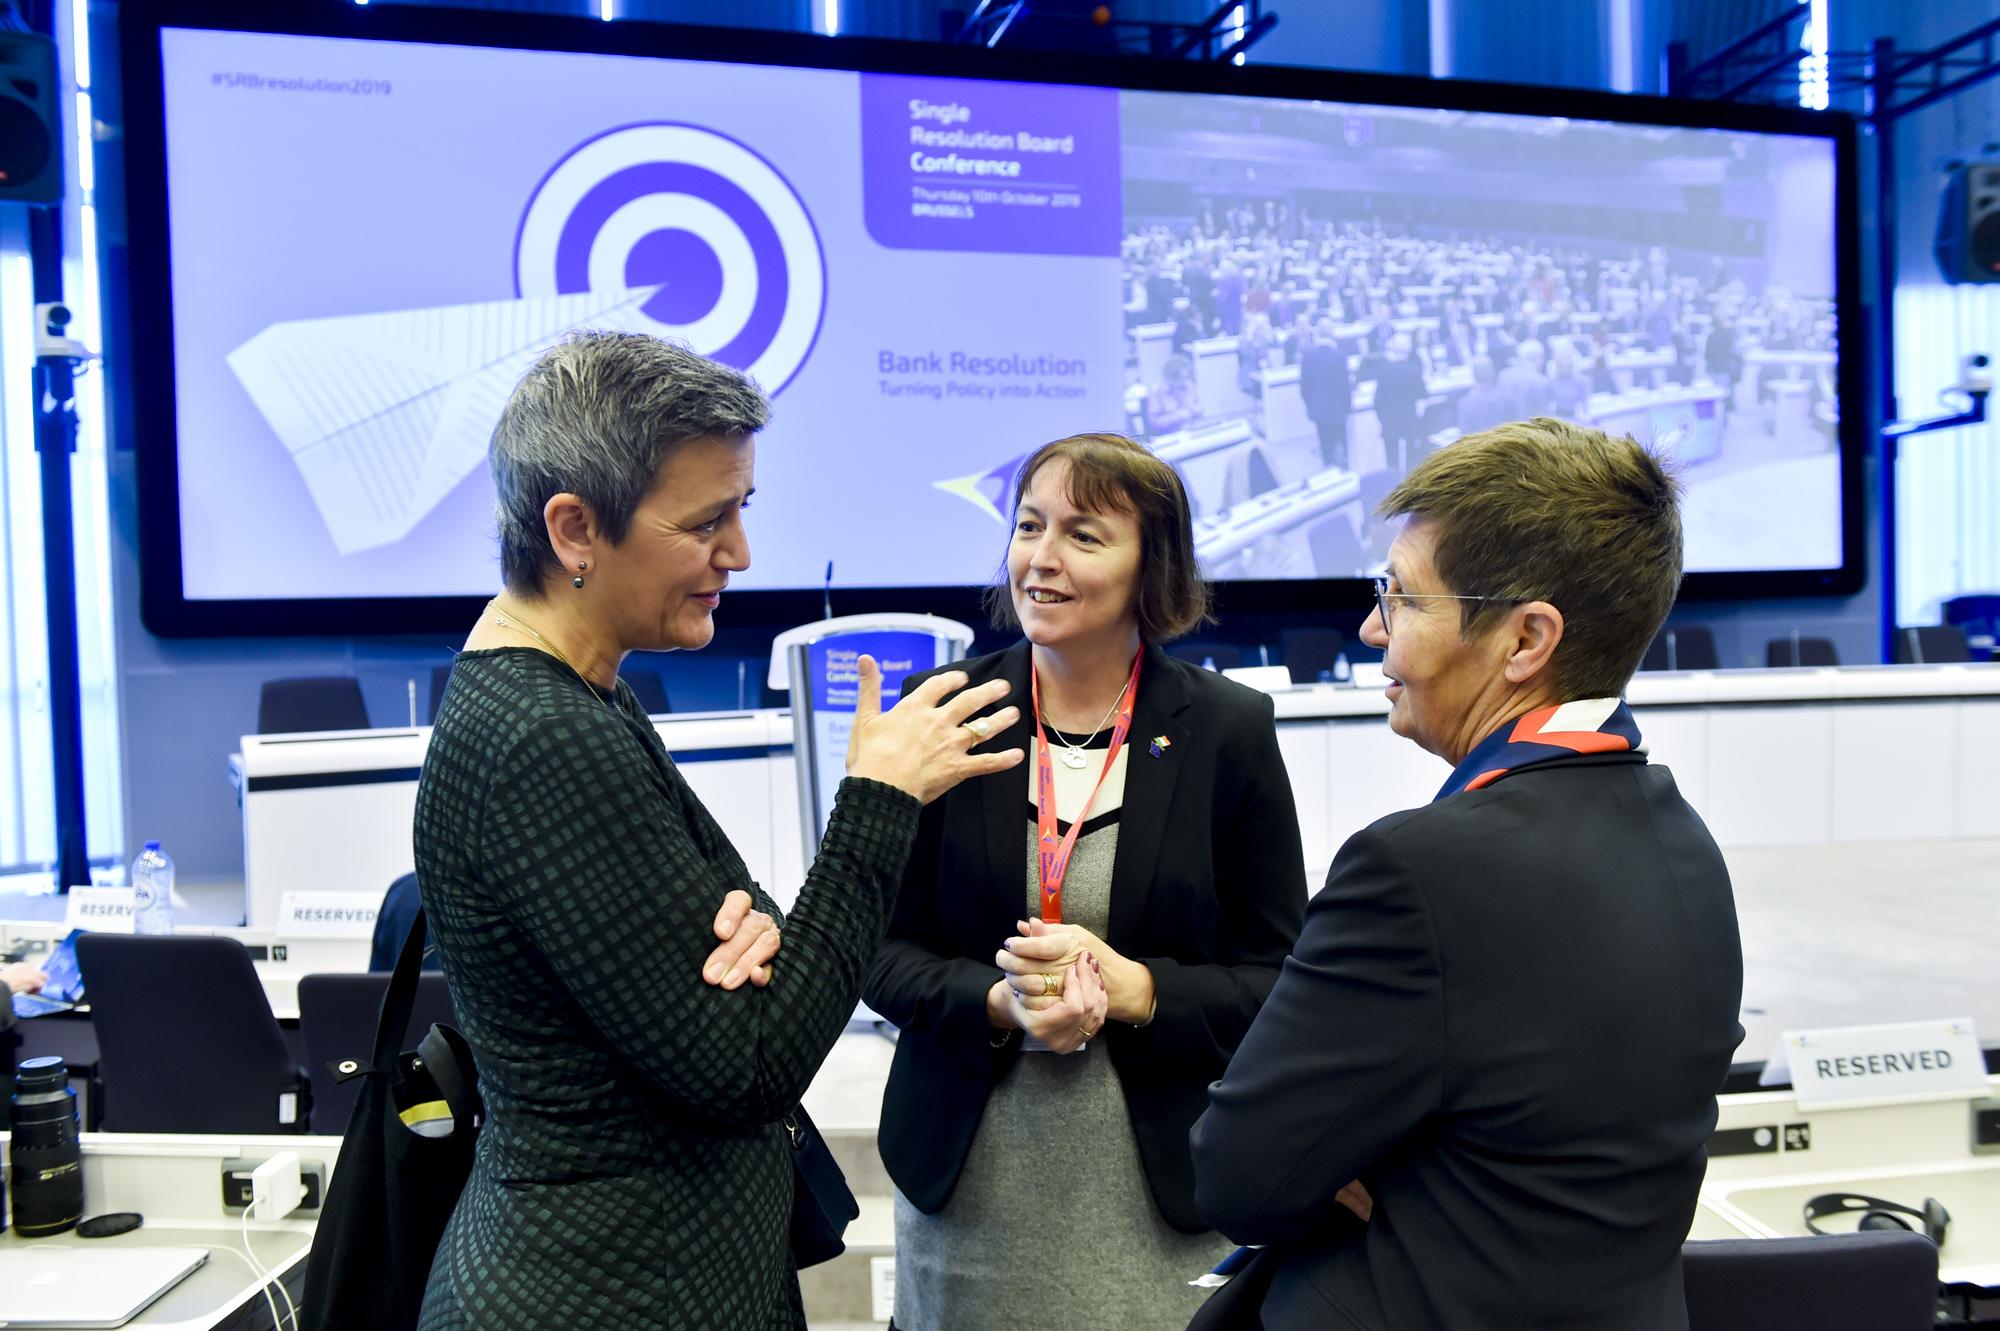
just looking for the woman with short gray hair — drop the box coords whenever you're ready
[413,331,1023,1329]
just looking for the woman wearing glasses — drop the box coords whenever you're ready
[865,433,1308,1330]
[1191,418,1741,1331]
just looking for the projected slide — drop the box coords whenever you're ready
[160,27,1841,599]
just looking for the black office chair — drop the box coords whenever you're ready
[1893,624,1971,665]
[297,972,456,1134]
[1681,1232,1937,1331]
[1641,625,1720,672]
[1281,627,1346,684]
[1764,634,1839,668]
[76,934,309,1133]
[369,872,443,975]
[1243,446,1283,502]
[258,676,369,734]
[1942,592,2000,660]
[1167,642,1243,670]
[620,668,672,715]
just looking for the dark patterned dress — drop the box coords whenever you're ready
[413,648,918,1330]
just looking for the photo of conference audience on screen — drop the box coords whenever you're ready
[1117,95,1840,582]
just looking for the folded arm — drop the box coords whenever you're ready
[483,715,919,1125]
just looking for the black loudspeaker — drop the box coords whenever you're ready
[1934,159,2000,285]
[0,29,62,205]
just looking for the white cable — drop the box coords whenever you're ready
[236,1208,284,1331]
[238,1205,299,1331]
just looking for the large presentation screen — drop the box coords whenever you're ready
[127,10,1860,634]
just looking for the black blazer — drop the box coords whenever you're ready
[865,642,1307,1233]
[1191,753,1744,1331]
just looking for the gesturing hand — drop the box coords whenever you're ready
[702,889,779,990]
[845,656,1023,804]
[989,951,1108,1055]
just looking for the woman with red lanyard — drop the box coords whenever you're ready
[865,433,1309,1330]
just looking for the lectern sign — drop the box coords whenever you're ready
[1784,1018,1986,1110]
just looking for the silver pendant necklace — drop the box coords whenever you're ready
[486,599,614,711]
[1041,679,1130,771]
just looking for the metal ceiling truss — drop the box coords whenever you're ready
[951,0,1276,61]
[1665,13,2000,659]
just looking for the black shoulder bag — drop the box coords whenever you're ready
[298,909,482,1331]
[786,1104,859,1268]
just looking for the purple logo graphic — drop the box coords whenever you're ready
[515,123,827,395]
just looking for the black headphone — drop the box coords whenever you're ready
[1803,1193,1950,1246]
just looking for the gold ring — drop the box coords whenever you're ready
[962,716,992,740]
[1079,1024,1098,1040]
[1043,971,1062,997]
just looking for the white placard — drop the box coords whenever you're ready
[870,1256,895,1324]
[1222,664,1296,692]
[63,887,136,933]
[1781,1017,1986,1110]
[278,891,383,939]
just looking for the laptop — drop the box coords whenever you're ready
[9,931,85,1020]
[0,1246,208,1328]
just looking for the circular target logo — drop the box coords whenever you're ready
[514,123,826,395]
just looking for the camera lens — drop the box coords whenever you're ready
[9,1056,84,1237]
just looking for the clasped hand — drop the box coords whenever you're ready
[995,919,1155,1026]
[987,947,1107,1055]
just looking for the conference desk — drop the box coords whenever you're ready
[1130,319,1177,387]
[223,664,2000,923]
[0,921,365,1020]
[230,709,803,931]
[1583,383,1727,464]
[0,1132,322,1329]
[802,1030,2000,1300]
[1704,1077,2000,1291]
[1152,418,1257,519]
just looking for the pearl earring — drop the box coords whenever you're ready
[572,561,587,589]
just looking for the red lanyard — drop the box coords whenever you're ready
[1032,651,1143,923]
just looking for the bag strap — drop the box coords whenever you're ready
[372,904,432,1067]
[417,1023,482,1127]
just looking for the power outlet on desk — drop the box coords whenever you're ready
[1974,1098,2000,1155]
[222,1157,324,1212]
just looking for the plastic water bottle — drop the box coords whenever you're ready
[131,841,175,936]
[1333,652,1353,684]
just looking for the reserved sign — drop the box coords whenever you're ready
[63,887,136,933]
[1783,1018,1986,1110]
[278,891,382,939]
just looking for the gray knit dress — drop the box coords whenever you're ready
[891,731,1232,1330]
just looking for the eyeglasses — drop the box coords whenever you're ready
[1371,578,1514,636]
